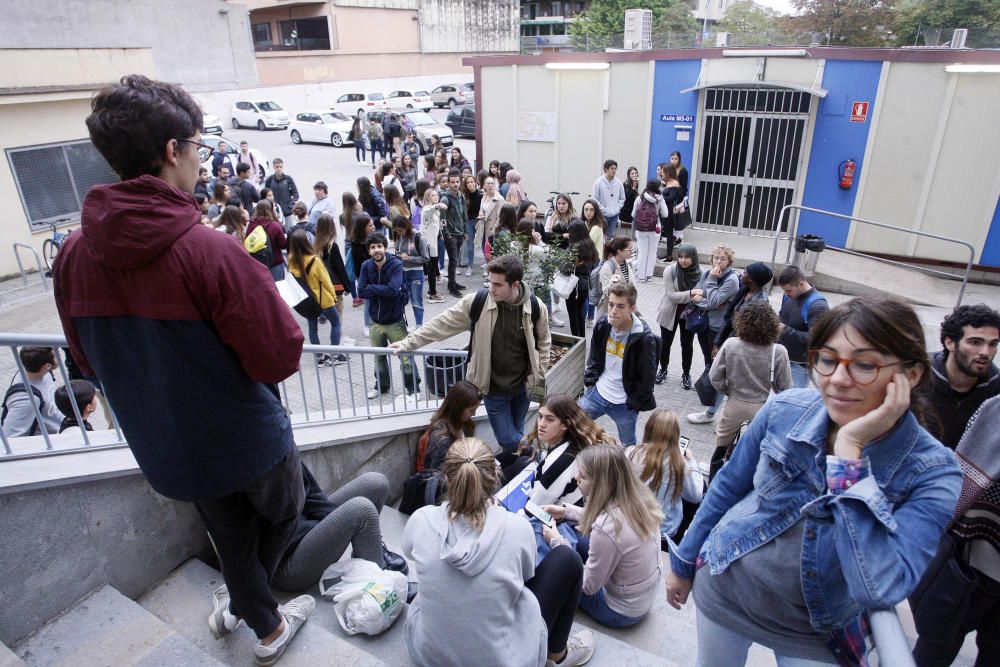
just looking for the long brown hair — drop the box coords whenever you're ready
[577,445,664,539]
[252,199,277,221]
[808,296,936,431]
[287,229,314,278]
[216,205,246,240]
[442,437,501,531]
[523,394,616,454]
[384,184,410,219]
[633,410,685,501]
[429,380,481,442]
[313,213,337,256]
[340,192,358,236]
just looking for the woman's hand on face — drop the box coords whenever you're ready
[541,521,560,544]
[665,571,692,610]
[709,264,723,278]
[834,372,913,458]
[542,504,566,520]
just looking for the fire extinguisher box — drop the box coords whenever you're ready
[793,234,826,276]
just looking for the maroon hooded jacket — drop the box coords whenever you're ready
[53,175,304,502]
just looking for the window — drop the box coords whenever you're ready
[552,2,562,16]
[251,23,272,49]
[6,140,118,231]
[277,17,331,51]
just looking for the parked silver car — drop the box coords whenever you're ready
[430,83,475,109]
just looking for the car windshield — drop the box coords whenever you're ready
[328,111,351,121]
[407,112,435,126]
[320,113,340,124]
[415,91,428,96]
[257,102,282,111]
[369,93,384,100]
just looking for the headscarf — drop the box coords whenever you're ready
[674,243,701,291]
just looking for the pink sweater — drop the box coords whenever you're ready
[563,503,661,617]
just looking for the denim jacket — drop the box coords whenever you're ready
[671,389,961,636]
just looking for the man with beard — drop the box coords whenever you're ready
[928,304,1000,448]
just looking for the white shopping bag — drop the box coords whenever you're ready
[318,558,408,636]
[276,273,308,310]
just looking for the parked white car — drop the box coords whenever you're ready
[289,111,355,147]
[430,83,475,108]
[202,113,223,135]
[230,100,290,131]
[329,92,387,117]
[386,90,433,112]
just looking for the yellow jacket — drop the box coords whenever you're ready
[290,255,336,311]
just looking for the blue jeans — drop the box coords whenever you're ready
[463,219,477,266]
[579,588,645,628]
[269,263,285,281]
[606,213,620,237]
[484,385,530,453]
[370,139,384,164]
[790,362,810,389]
[580,386,638,446]
[354,142,366,162]
[695,608,837,666]
[403,269,424,326]
[307,306,342,353]
[437,237,446,270]
[707,390,725,417]
[586,301,595,321]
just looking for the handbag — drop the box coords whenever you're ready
[291,258,324,319]
[682,304,709,334]
[344,246,357,284]
[551,272,579,300]
[694,367,717,407]
[909,534,979,645]
[399,471,443,515]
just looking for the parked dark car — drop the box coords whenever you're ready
[446,105,476,138]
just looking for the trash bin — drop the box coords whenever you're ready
[424,355,467,398]
[792,234,825,276]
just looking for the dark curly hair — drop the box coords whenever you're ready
[940,304,1000,354]
[734,301,780,346]
[86,75,202,180]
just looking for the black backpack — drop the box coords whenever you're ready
[468,287,541,356]
[1,382,46,436]
[244,223,274,268]
[292,258,324,319]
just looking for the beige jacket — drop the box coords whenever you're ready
[395,288,552,393]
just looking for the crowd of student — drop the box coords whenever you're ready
[20,75,1000,667]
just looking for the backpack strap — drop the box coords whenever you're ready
[800,290,826,326]
[1,381,45,434]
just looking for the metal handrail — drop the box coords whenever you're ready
[0,333,469,460]
[12,244,49,292]
[870,609,916,667]
[769,205,975,308]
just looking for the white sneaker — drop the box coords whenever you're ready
[208,585,242,638]
[687,410,715,424]
[559,629,596,666]
[363,326,370,336]
[253,595,315,666]
[367,388,383,400]
[464,267,472,277]
[550,316,566,327]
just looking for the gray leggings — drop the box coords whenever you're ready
[272,472,389,591]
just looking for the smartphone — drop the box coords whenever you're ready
[679,436,690,452]
[524,500,553,527]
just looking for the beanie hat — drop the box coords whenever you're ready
[745,262,774,286]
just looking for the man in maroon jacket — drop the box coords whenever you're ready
[52,75,313,666]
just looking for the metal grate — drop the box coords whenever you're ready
[695,87,812,236]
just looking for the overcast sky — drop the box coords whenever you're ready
[754,0,796,15]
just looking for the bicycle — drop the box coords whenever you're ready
[42,221,70,273]
[542,191,580,227]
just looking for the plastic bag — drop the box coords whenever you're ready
[318,558,407,636]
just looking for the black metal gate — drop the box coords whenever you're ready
[694,87,812,236]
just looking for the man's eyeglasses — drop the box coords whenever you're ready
[178,139,214,162]
[808,350,910,385]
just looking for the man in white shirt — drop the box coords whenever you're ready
[307,181,337,227]
[592,159,625,237]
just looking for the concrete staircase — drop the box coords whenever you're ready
[11,505,977,666]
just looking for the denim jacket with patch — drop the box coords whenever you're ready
[671,388,961,634]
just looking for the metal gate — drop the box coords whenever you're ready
[694,87,812,236]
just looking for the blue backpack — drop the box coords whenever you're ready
[783,289,827,326]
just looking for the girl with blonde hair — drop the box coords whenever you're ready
[403,437,595,667]
[626,410,704,544]
[543,444,664,627]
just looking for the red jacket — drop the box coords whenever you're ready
[53,175,304,501]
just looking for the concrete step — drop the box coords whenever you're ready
[13,585,225,667]
[0,641,24,667]
[137,559,387,667]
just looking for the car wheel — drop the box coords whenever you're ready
[330,133,344,147]
[258,165,266,183]
[232,117,240,129]
[447,98,457,109]
[291,130,302,144]
[406,104,413,109]
[257,120,265,131]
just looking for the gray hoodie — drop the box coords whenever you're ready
[403,504,547,667]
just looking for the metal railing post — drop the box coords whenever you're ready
[870,609,916,666]
[12,243,50,292]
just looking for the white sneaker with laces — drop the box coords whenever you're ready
[207,585,242,638]
[367,388,383,400]
[253,595,315,666]
[464,267,473,277]
[550,316,566,327]
[687,410,715,424]
[559,629,596,666]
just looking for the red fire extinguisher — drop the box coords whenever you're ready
[838,159,857,190]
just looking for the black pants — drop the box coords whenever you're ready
[913,571,1000,666]
[696,327,717,368]
[195,447,305,639]
[425,260,440,296]
[444,235,462,291]
[660,215,675,259]
[565,287,588,338]
[660,311,695,374]
[525,545,584,656]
